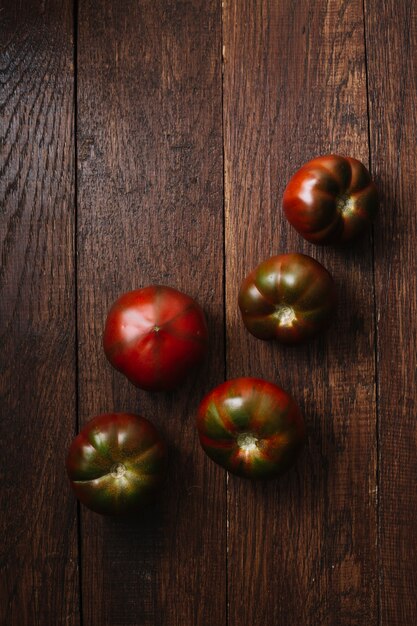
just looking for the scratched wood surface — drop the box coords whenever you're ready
[1,0,416,624]
[223,1,377,624]
[76,1,225,625]
[0,1,79,625]
[365,1,417,624]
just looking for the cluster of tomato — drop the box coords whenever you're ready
[66,155,378,515]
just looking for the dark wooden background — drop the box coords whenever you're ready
[1,1,416,624]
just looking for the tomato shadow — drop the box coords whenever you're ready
[78,495,166,621]
[223,276,367,510]
[97,481,167,536]
[238,243,375,509]
[111,351,226,600]
[225,404,331,533]
[87,437,205,619]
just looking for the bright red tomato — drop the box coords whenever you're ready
[196,378,305,479]
[103,286,208,391]
[283,155,378,244]
[239,253,336,344]
[66,413,167,515]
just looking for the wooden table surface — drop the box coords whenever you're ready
[2,1,416,625]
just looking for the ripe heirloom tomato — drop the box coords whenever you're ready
[196,378,305,479]
[103,286,208,391]
[238,253,336,344]
[283,155,378,244]
[66,413,167,515]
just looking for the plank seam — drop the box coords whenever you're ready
[73,0,84,623]
[220,0,229,624]
[362,2,381,625]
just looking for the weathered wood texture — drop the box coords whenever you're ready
[223,1,377,624]
[76,1,225,625]
[0,1,79,625]
[365,1,417,624]
[3,0,417,624]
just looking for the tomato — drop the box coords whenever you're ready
[196,378,305,479]
[66,413,167,515]
[103,286,208,391]
[283,155,378,244]
[238,253,336,344]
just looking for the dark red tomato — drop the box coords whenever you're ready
[103,286,208,391]
[238,253,336,344]
[283,155,378,244]
[196,378,305,479]
[66,413,167,515]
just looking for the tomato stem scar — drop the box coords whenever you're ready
[275,305,296,327]
[237,432,259,451]
[110,463,127,478]
[336,193,355,215]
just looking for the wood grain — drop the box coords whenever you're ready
[76,1,225,625]
[365,1,417,623]
[4,1,416,623]
[222,1,377,624]
[0,1,79,624]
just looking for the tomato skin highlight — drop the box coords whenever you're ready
[283,155,378,244]
[66,413,167,516]
[238,253,337,344]
[196,378,305,479]
[103,285,208,391]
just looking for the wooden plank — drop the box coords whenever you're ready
[364,1,417,623]
[0,1,79,625]
[76,2,225,625]
[223,1,377,624]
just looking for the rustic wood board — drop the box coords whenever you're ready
[76,1,226,625]
[2,0,417,623]
[0,0,80,624]
[223,1,377,624]
[365,1,417,624]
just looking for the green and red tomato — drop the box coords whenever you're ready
[103,285,208,391]
[283,155,378,244]
[238,253,336,344]
[196,377,305,479]
[66,413,167,515]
